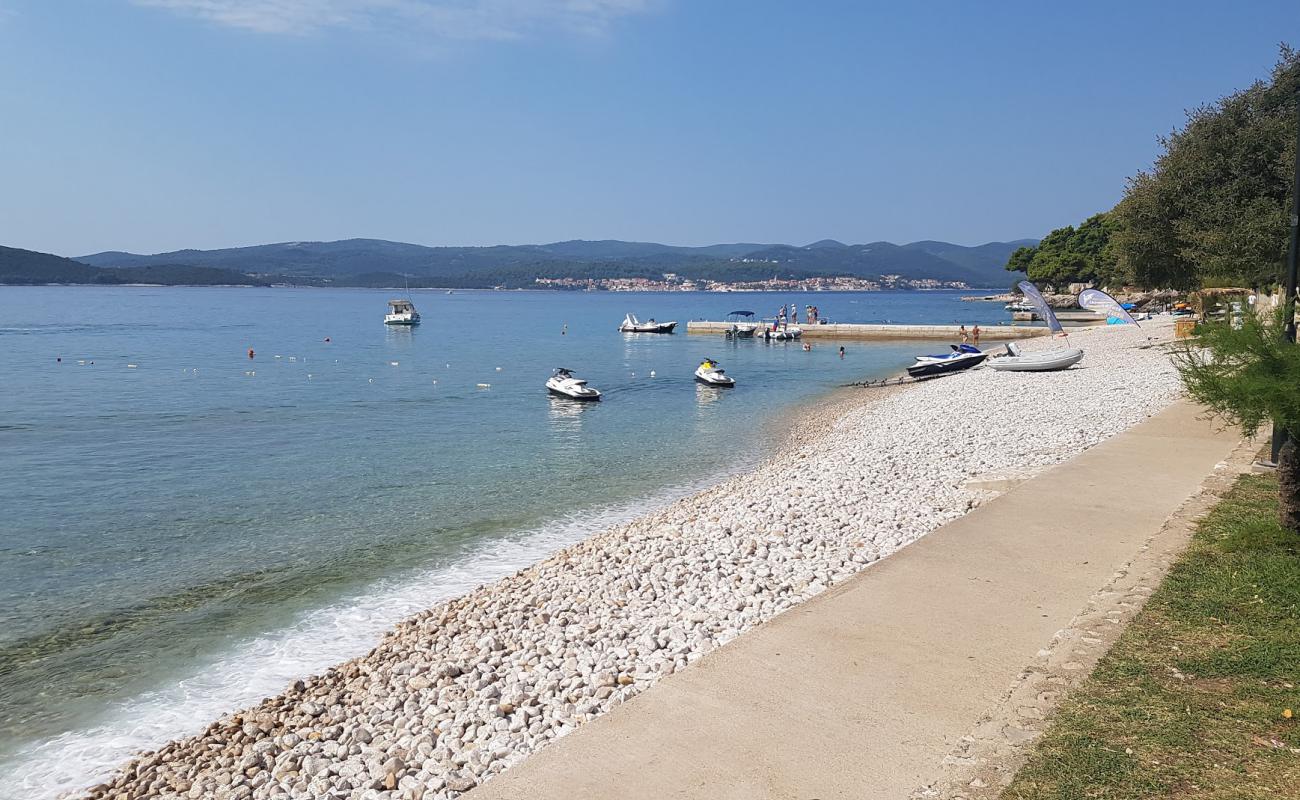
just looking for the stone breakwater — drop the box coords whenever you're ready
[80,324,1183,800]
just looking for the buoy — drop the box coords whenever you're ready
[445,363,450,368]
[324,337,330,343]
[77,360,85,365]
[274,355,282,359]
[495,366,502,371]
[650,370,656,377]
[390,361,399,366]
[431,379,438,385]
[368,378,374,383]
[127,364,138,369]
[307,373,313,379]
[56,357,61,363]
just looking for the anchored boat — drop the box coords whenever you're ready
[618,313,677,334]
[384,298,420,325]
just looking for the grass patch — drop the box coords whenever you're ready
[1002,474,1300,799]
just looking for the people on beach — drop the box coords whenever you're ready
[959,325,968,344]
[972,324,981,345]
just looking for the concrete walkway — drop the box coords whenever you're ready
[471,402,1239,800]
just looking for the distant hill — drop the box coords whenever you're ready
[0,245,270,286]
[76,236,1032,288]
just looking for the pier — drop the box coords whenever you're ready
[685,320,1050,340]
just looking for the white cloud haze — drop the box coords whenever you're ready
[132,0,654,40]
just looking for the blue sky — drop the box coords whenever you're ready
[0,1,1291,256]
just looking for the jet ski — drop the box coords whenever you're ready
[906,344,987,378]
[694,358,735,387]
[545,368,602,401]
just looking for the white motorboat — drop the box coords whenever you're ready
[384,299,420,325]
[619,313,677,334]
[906,344,987,378]
[724,310,758,338]
[760,322,802,341]
[987,342,1084,372]
[694,358,735,387]
[546,368,601,401]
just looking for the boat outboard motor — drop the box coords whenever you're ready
[1005,342,1021,357]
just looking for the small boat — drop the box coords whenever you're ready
[694,358,735,387]
[760,321,802,341]
[619,313,677,334]
[384,299,420,326]
[987,342,1084,372]
[724,311,758,339]
[546,368,601,401]
[906,344,987,378]
[1004,301,1038,313]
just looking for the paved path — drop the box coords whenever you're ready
[471,402,1239,800]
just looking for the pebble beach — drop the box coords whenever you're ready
[76,321,1185,800]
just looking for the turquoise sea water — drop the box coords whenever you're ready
[0,287,1017,795]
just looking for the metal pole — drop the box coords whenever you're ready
[1270,88,1300,463]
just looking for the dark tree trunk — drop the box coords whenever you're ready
[1279,436,1300,533]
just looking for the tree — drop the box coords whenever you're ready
[1003,212,1122,287]
[1175,308,1300,532]
[1112,46,1300,289]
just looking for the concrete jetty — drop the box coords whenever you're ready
[686,320,1049,339]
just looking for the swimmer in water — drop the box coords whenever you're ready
[248,348,255,359]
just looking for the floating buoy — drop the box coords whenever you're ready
[324,337,331,343]
[431,379,438,385]
[307,373,313,379]
[127,364,138,369]
[77,360,85,365]
[445,363,450,368]
[650,370,656,377]
[56,357,61,363]
[390,361,399,366]
[274,355,282,359]
[368,378,374,383]
[495,366,502,371]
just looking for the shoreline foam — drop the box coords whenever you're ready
[61,323,1182,800]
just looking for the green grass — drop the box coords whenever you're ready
[1002,474,1300,800]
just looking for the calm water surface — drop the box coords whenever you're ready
[0,287,1017,795]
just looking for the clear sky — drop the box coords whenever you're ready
[0,1,1291,256]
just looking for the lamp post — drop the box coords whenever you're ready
[1270,88,1300,464]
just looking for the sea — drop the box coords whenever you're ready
[0,286,1019,796]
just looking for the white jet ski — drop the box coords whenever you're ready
[694,358,735,387]
[546,368,602,401]
[987,342,1084,372]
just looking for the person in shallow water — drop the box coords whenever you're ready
[959,325,968,343]
[972,324,981,345]
[248,347,255,359]
[839,346,845,358]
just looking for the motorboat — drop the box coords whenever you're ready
[760,322,802,341]
[546,368,601,401]
[987,342,1084,372]
[384,299,420,325]
[724,311,758,339]
[906,344,988,378]
[1004,300,1038,313]
[694,358,735,387]
[619,313,677,334]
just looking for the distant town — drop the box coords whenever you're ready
[533,273,971,292]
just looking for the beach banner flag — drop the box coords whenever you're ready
[1078,288,1139,325]
[1016,281,1064,334]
